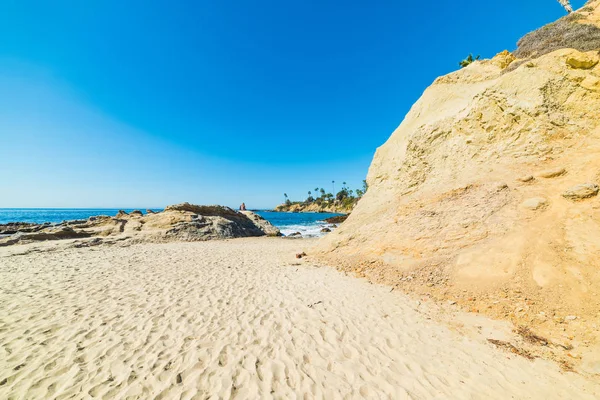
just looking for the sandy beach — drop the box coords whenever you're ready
[0,238,598,399]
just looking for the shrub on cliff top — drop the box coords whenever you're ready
[514,11,600,59]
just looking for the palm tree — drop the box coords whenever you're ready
[557,0,573,13]
[459,54,480,68]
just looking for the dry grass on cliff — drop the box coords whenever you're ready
[514,12,600,59]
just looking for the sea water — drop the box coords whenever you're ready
[0,209,343,238]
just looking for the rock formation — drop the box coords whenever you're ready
[274,202,353,213]
[315,1,600,370]
[0,204,280,247]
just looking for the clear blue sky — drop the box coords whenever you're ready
[0,0,586,208]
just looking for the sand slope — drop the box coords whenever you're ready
[0,238,598,399]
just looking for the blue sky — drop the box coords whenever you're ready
[0,0,586,208]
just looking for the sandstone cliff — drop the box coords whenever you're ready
[315,1,600,371]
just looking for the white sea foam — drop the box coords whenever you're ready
[280,222,336,238]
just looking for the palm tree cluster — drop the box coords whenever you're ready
[282,180,369,209]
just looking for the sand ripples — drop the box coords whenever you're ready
[1,239,598,399]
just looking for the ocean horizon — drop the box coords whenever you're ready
[0,208,343,238]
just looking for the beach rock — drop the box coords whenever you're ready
[539,168,566,179]
[521,197,548,210]
[491,50,516,70]
[0,227,92,246]
[0,222,43,235]
[288,232,302,237]
[323,215,348,224]
[239,211,282,236]
[321,227,332,233]
[562,184,600,201]
[164,203,239,217]
[0,203,281,246]
[73,238,103,248]
[146,209,156,214]
[566,52,599,69]
[518,175,534,183]
[161,207,278,241]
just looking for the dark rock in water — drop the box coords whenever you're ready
[146,209,156,214]
[288,232,302,237]
[320,228,332,233]
[130,210,143,216]
[323,215,348,224]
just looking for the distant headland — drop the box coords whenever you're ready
[274,181,367,213]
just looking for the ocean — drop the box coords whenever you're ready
[0,208,343,238]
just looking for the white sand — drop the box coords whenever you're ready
[0,238,598,399]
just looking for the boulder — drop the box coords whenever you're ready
[491,50,516,70]
[521,197,548,210]
[323,215,349,224]
[239,211,281,236]
[130,210,143,216]
[321,227,332,233]
[539,168,566,178]
[566,52,599,69]
[562,183,600,201]
[517,175,534,183]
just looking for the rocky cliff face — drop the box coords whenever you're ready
[315,1,600,370]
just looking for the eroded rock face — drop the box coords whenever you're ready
[566,52,599,69]
[314,2,600,351]
[0,205,280,246]
[562,183,600,200]
[521,197,548,210]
